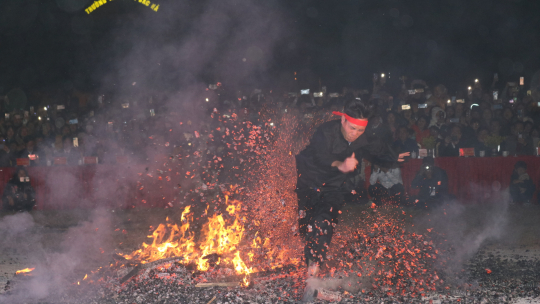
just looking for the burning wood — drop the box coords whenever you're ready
[119,256,184,283]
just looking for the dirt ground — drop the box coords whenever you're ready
[1,201,540,300]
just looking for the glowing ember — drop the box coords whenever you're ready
[15,268,35,275]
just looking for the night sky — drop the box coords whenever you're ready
[1,0,539,95]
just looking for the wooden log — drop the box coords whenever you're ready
[195,282,240,288]
[119,256,184,283]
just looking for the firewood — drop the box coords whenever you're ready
[195,282,240,288]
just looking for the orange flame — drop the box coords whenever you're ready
[122,195,259,283]
[15,268,35,275]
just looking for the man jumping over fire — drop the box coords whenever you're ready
[295,98,408,301]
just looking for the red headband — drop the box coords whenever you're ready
[332,111,368,127]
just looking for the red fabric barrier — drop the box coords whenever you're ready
[2,156,539,210]
[366,156,540,203]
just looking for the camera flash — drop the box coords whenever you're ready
[475,79,478,83]
[381,73,385,78]
[38,116,41,120]
[44,107,47,111]
[205,98,209,102]
[468,86,472,90]
[447,99,451,103]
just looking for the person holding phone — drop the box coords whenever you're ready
[393,126,419,158]
[411,157,450,208]
[53,136,83,165]
[17,139,42,166]
[295,98,409,301]
[427,84,449,110]
[439,124,470,157]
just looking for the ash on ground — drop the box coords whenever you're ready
[1,203,540,303]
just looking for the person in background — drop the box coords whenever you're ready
[393,126,419,158]
[0,136,15,167]
[54,136,82,165]
[368,163,406,205]
[474,128,490,156]
[5,126,16,146]
[427,84,449,110]
[365,115,393,144]
[428,107,446,131]
[504,121,533,156]
[386,112,399,140]
[481,108,493,129]
[490,119,502,137]
[2,168,36,212]
[412,116,430,147]
[501,107,514,136]
[18,139,42,166]
[509,161,535,205]
[411,157,450,207]
[401,109,416,129]
[40,122,56,148]
[438,124,469,157]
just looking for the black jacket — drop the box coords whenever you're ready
[2,175,36,211]
[296,120,398,192]
[411,166,449,199]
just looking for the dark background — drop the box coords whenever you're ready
[1,0,539,95]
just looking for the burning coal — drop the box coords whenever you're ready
[15,268,35,275]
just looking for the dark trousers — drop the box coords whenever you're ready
[368,183,406,205]
[510,184,534,203]
[2,197,35,212]
[297,188,345,265]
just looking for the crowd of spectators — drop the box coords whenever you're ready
[2,74,540,168]
[1,73,540,208]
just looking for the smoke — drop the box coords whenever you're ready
[0,209,113,302]
[414,187,511,274]
[2,0,293,301]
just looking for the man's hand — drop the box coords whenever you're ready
[334,153,358,173]
[398,152,410,162]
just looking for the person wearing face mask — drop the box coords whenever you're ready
[295,98,409,301]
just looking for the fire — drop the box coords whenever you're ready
[121,195,257,283]
[15,268,35,275]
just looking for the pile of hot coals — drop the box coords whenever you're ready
[4,206,540,303]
